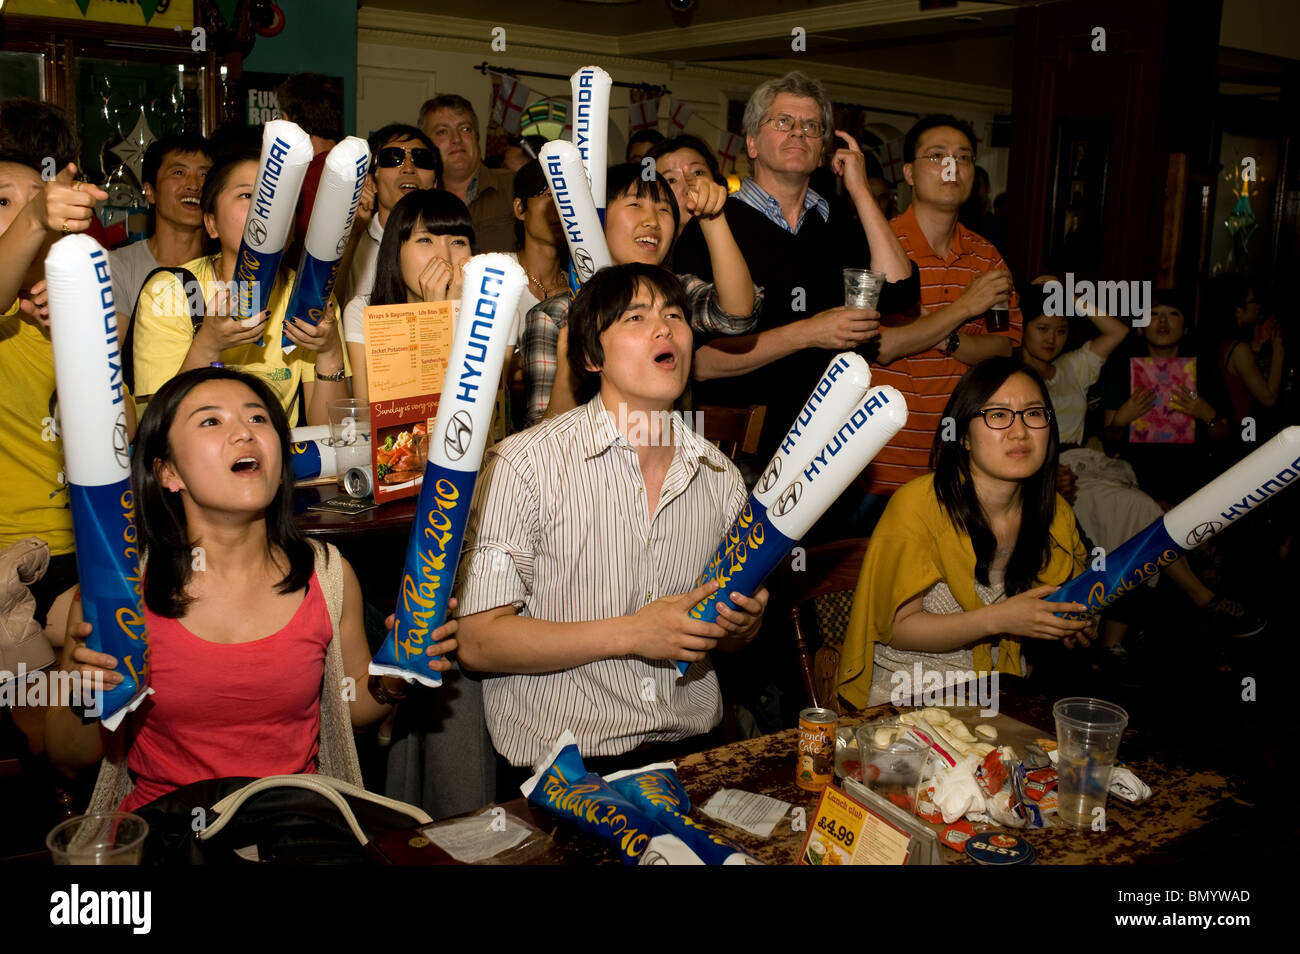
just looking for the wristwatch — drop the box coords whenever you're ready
[316,366,347,382]
[940,330,961,356]
[368,674,409,706]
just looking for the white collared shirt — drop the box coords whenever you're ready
[455,392,748,767]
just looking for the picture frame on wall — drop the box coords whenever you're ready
[1046,118,1111,273]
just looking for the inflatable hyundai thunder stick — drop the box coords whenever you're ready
[539,139,612,298]
[682,386,909,674]
[1054,425,1300,620]
[570,66,612,225]
[369,255,528,687]
[45,235,152,729]
[231,119,314,335]
[287,425,338,481]
[282,136,371,353]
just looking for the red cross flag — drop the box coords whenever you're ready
[716,130,743,174]
[878,138,905,183]
[667,99,693,133]
[491,73,531,135]
[628,97,659,133]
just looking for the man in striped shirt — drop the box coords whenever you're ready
[857,115,1021,525]
[455,264,767,778]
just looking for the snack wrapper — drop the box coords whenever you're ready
[521,732,658,864]
[282,136,370,352]
[231,120,313,329]
[45,235,153,729]
[369,255,527,686]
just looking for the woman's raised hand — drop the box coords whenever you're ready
[64,619,124,696]
[416,256,454,303]
[1112,386,1156,428]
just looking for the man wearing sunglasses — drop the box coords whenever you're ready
[339,123,441,305]
[860,115,1022,534]
[419,94,517,253]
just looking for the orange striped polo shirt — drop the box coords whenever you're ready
[862,204,1022,495]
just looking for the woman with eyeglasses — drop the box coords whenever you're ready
[338,124,442,307]
[342,188,474,402]
[132,148,349,426]
[838,357,1092,709]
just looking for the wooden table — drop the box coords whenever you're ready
[371,677,1244,865]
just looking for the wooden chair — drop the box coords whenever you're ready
[695,404,765,460]
[770,537,870,715]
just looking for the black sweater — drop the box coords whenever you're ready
[673,196,920,460]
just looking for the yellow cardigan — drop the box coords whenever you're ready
[837,474,1086,710]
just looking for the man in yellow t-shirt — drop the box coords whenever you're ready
[132,257,347,425]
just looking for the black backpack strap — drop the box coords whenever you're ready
[123,265,203,395]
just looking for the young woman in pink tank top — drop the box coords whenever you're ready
[46,367,458,807]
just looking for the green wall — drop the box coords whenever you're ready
[242,0,357,134]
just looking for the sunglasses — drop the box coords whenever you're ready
[376,146,438,170]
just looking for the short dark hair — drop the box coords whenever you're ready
[567,263,689,404]
[366,124,440,180]
[132,367,315,618]
[371,190,475,308]
[141,133,213,189]
[200,147,261,221]
[418,94,478,132]
[625,128,665,159]
[903,114,976,162]
[275,73,344,141]
[644,134,726,186]
[604,162,680,258]
[0,98,80,172]
[930,357,1060,597]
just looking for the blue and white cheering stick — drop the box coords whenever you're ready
[230,119,313,336]
[683,385,909,673]
[1054,425,1300,619]
[369,254,528,687]
[282,136,371,353]
[288,425,338,482]
[570,66,612,225]
[45,235,152,729]
[540,139,612,298]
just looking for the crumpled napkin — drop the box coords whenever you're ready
[1109,766,1151,804]
[931,753,985,823]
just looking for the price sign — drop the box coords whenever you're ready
[799,784,913,865]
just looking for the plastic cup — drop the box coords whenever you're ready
[986,302,1010,332]
[843,268,885,310]
[327,399,371,490]
[46,812,148,865]
[856,724,930,814]
[1053,697,1129,830]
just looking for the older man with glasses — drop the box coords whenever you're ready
[419,94,517,252]
[673,70,918,472]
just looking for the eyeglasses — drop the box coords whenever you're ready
[762,114,824,138]
[429,123,476,139]
[918,151,975,166]
[376,146,438,170]
[973,407,1053,429]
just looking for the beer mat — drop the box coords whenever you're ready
[307,494,378,515]
[421,809,533,863]
[700,788,791,838]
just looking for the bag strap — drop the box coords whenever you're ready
[123,265,203,394]
[195,773,432,845]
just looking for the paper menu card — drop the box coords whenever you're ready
[1130,356,1196,444]
[364,300,457,503]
